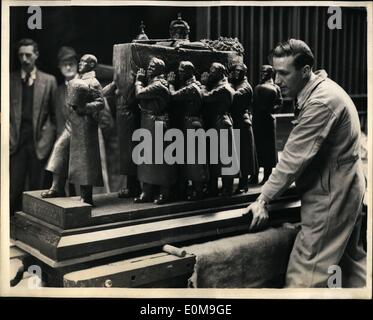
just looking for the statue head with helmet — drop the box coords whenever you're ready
[260,65,275,83]
[230,62,248,83]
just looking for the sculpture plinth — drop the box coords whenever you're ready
[11,187,299,266]
[22,191,91,229]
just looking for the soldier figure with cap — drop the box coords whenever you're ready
[168,61,209,200]
[134,57,177,205]
[252,64,283,184]
[229,62,259,193]
[42,54,105,205]
[201,62,237,197]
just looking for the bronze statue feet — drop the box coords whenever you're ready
[205,189,219,198]
[247,176,259,185]
[134,192,153,203]
[41,189,66,198]
[219,188,233,197]
[235,180,249,194]
[81,197,93,205]
[154,194,170,205]
[187,191,204,201]
[234,187,248,195]
[118,188,139,198]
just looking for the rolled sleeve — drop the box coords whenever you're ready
[260,101,337,202]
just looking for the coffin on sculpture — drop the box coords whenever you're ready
[113,43,243,96]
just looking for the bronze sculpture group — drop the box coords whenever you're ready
[41,15,282,206]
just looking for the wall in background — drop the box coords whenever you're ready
[196,6,368,98]
[9,5,367,126]
[10,6,197,82]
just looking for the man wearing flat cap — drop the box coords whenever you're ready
[55,46,79,136]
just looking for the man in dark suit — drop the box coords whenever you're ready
[10,38,57,214]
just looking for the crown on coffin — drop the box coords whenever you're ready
[169,13,190,40]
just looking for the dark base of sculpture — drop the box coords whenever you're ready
[11,187,299,265]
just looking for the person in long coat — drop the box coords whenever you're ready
[54,47,79,137]
[116,88,141,198]
[252,65,282,184]
[102,80,141,198]
[168,61,209,200]
[134,57,177,205]
[201,62,238,197]
[53,46,79,196]
[42,54,104,205]
[245,39,366,288]
[229,62,259,193]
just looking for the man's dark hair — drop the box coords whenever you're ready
[17,38,39,55]
[269,39,314,69]
[211,62,227,77]
[231,62,247,74]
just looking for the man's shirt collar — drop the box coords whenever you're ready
[80,71,96,80]
[296,69,328,110]
[21,67,37,86]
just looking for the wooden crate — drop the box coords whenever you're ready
[63,252,196,288]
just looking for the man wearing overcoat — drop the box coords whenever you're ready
[42,54,104,205]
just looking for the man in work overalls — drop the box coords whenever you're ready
[245,39,366,288]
